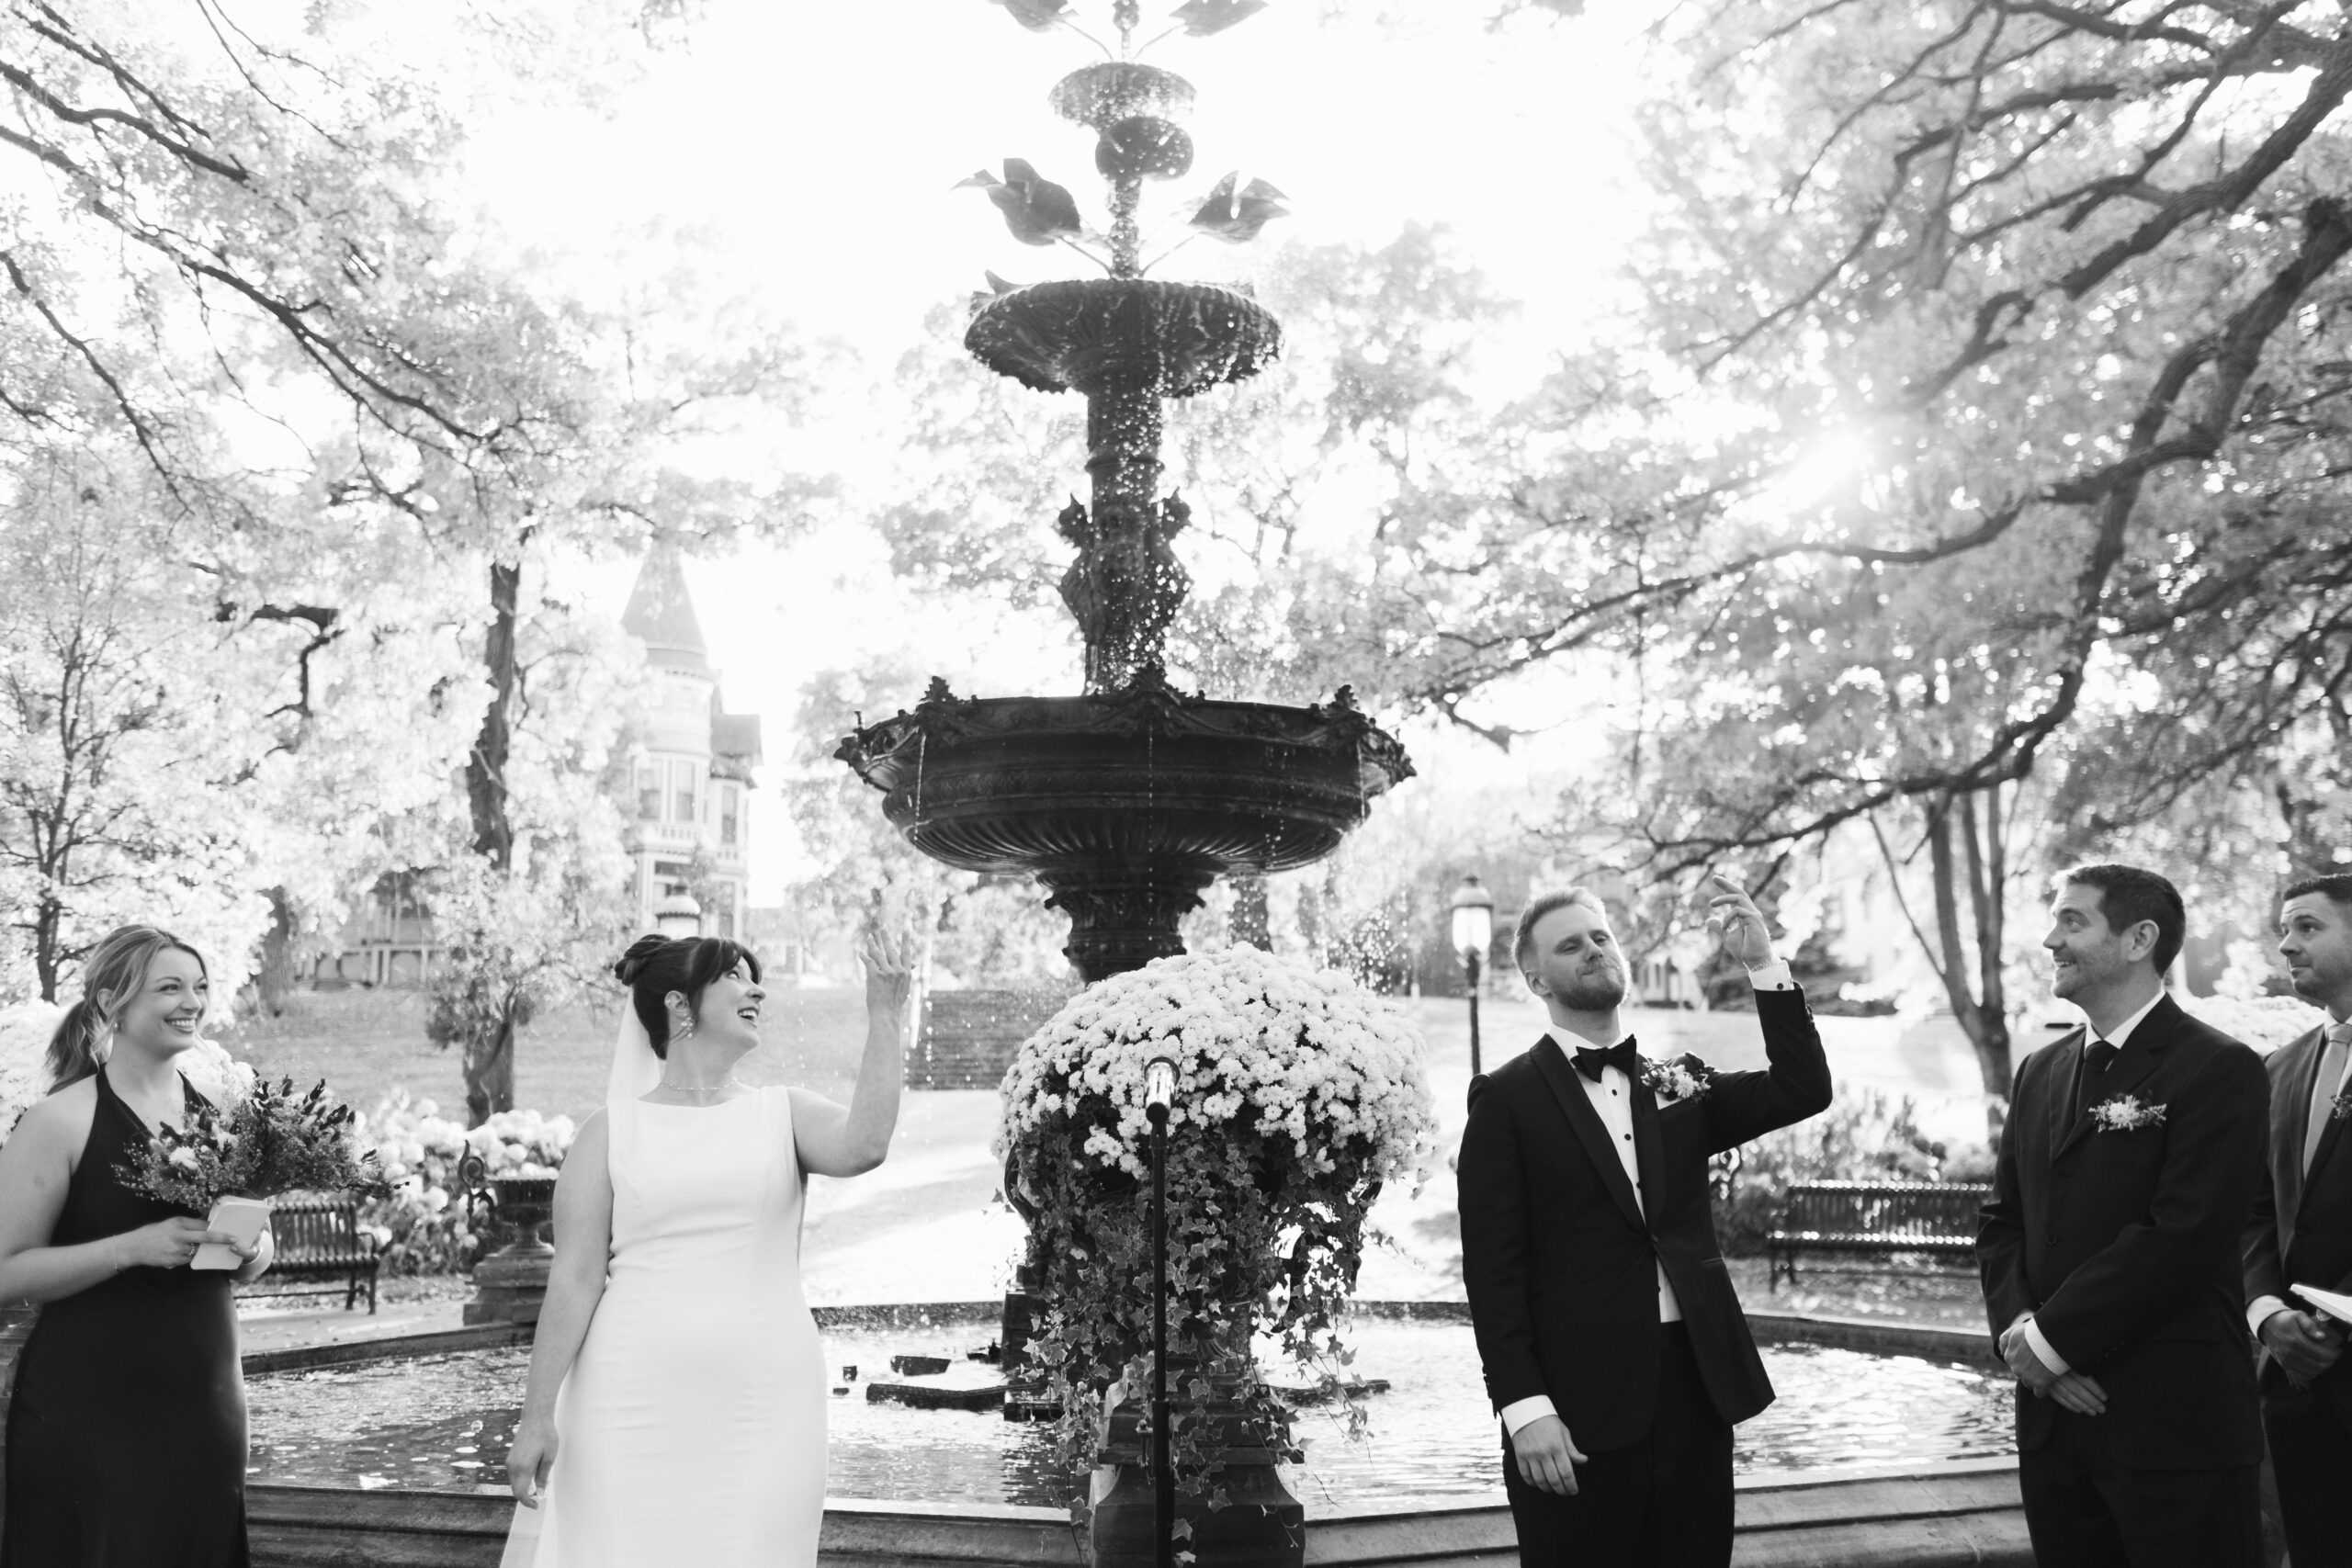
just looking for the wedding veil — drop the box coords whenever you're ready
[605,998,662,1107]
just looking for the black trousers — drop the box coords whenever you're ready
[1498,1323,1733,1568]
[2265,1390,2352,1568]
[2018,1406,2262,1568]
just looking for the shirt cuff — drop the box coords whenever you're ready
[1746,959,1795,991]
[1498,1395,1557,1438]
[2021,1314,2070,1376]
[2249,1294,2292,1342]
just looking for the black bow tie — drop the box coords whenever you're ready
[2085,1039,2119,1075]
[1573,1038,1637,1083]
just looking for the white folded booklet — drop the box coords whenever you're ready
[192,1196,271,1271]
[2293,1282,2352,1325]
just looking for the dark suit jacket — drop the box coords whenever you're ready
[1457,988,1831,1451]
[1978,993,2267,1469]
[2243,1022,2352,1422]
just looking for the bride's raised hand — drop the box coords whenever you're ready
[860,920,916,1020]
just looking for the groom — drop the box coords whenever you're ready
[1457,873,1830,1566]
[1978,863,2267,1568]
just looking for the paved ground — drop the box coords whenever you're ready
[238,989,1996,1351]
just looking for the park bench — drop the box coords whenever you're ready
[234,1192,381,1314]
[1766,1179,1991,1289]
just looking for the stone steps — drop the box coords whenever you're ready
[910,989,1073,1092]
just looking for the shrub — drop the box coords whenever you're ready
[1712,1084,1949,1256]
[355,1091,574,1274]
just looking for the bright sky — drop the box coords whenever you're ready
[469,1,1662,900]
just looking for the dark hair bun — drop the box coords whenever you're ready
[613,934,668,986]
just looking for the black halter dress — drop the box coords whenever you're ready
[2,1066,248,1566]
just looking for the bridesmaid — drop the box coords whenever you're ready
[0,925,272,1567]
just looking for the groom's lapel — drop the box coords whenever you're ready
[1532,1038,1644,1230]
[2055,1000,2175,1162]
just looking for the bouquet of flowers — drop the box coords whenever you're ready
[117,1076,387,1266]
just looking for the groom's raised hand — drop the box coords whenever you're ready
[1510,1415,1589,1496]
[1702,873,1776,971]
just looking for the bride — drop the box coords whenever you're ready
[503,923,912,1567]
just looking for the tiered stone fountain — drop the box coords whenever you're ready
[835,6,1411,1564]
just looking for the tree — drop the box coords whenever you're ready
[1,5,831,1105]
[1284,2,2352,1120]
[1345,2,2352,792]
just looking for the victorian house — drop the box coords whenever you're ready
[313,550,760,985]
[620,549,761,941]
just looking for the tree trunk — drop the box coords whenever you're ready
[466,558,520,870]
[1959,786,2014,1138]
[1873,789,2016,1145]
[463,1007,517,1128]
[458,554,524,1126]
[32,892,62,1002]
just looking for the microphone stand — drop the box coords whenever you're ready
[1145,1057,1176,1568]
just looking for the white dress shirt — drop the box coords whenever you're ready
[2246,1014,2352,1341]
[1499,960,1797,1438]
[2017,987,2168,1376]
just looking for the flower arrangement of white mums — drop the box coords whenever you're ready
[995,943,1437,1514]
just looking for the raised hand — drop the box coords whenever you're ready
[860,921,917,1019]
[1702,872,1777,971]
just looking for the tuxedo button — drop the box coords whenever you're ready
[2045,1236,2058,1248]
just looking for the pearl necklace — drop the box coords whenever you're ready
[655,1077,743,1101]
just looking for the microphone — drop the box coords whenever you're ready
[1144,1057,1177,1125]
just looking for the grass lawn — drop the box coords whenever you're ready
[218,985,877,1122]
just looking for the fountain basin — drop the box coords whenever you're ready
[837,684,1408,878]
[838,679,1411,977]
[965,278,1283,397]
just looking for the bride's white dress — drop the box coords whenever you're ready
[522,1088,826,1567]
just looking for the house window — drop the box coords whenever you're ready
[635,764,661,821]
[668,760,697,825]
[719,784,740,849]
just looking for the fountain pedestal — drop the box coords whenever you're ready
[461,1175,556,1326]
[1090,1361,1304,1568]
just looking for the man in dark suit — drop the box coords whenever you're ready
[1457,872,1831,1567]
[2243,872,2352,1567]
[1979,863,2268,1568]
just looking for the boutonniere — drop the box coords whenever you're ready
[2330,1089,2352,1124]
[1639,1054,1716,1105]
[2089,1094,2166,1133]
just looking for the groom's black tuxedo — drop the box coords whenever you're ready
[2242,1021,2352,1565]
[1978,993,2267,1567]
[1458,986,1828,1567]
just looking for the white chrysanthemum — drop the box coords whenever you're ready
[997,945,1438,1189]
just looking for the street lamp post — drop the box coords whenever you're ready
[653,892,703,941]
[1448,874,1495,1077]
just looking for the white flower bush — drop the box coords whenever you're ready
[995,945,1436,1511]
[0,1000,64,1144]
[355,1092,576,1272]
[998,943,1437,1189]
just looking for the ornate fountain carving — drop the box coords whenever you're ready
[838,2,1409,982]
